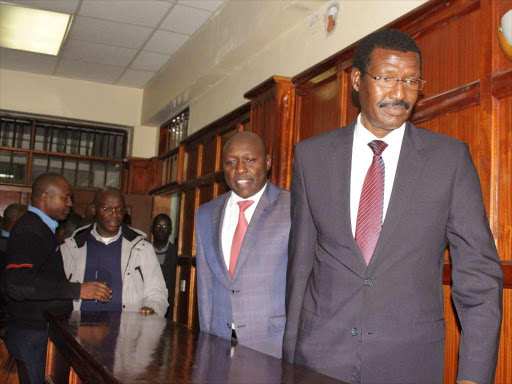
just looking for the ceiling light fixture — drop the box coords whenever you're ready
[0,2,73,56]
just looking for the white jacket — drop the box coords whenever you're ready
[60,224,168,316]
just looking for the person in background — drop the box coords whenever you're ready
[0,204,27,337]
[60,187,168,317]
[0,204,27,253]
[4,173,110,384]
[195,132,290,358]
[151,214,177,318]
[79,201,96,227]
[56,210,83,245]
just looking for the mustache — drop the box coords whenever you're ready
[379,99,411,110]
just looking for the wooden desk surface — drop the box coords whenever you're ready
[46,311,347,384]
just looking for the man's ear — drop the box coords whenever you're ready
[90,204,97,217]
[265,154,272,172]
[351,67,361,92]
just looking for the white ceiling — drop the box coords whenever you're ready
[0,0,226,88]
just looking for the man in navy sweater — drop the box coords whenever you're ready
[4,173,111,384]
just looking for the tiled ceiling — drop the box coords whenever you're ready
[0,0,226,88]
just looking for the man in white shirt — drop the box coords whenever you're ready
[283,29,502,384]
[195,132,290,358]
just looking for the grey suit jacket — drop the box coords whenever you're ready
[195,181,290,358]
[283,121,503,384]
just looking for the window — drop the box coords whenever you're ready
[158,109,189,186]
[0,115,127,188]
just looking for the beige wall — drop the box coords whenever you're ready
[0,68,157,158]
[142,0,427,134]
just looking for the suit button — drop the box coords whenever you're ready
[350,328,358,336]
[231,289,235,295]
[364,278,373,287]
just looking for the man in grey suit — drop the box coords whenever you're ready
[283,29,503,384]
[195,131,290,358]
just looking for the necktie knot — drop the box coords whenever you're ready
[368,140,387,156]
[237,200,254,213]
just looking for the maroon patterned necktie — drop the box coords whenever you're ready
[229,200,254,277]
[355,140,388,265]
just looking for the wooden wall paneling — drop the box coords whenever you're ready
[175,261,191,326]
[495,84,512,261]
[126,158,153,195]
[244,76,296,189]
[294,71,340,143]
[184,144,199,182]
[179,186,196,257]
[200,134,217,177]
[0,185,31,214]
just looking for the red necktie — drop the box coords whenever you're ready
[229,200,254,277]
[355,140,388,265]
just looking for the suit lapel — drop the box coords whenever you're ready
[231,183,277,281]
[328,124,368,275]
[370,122,427,266]
[210,193,232,286]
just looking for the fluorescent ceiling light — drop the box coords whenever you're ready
[0,2,72,56]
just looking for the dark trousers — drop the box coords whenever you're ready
[4,325,47,384]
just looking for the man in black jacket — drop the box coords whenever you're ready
[4,173,111,384]
[151,214,177,318]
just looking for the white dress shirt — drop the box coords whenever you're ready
[221,183,267,269]
[350,114,406,237]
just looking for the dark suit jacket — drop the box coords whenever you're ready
[195,182,290,358]
[283,121,503,384]
[5,211,80,329]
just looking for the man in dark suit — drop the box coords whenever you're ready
[4,173,111,384]
[283,29,503,384]
[195,132,290,358]
[151,213,178,318]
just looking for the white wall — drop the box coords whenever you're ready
[142,0,427,134]
[0,68,157,158]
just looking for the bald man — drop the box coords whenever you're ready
[195,132,290,358]
[4,173,111,384]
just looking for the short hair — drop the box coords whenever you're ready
[31,173,67,205]
[152,214,172,228]
[93,187,124,206]
[222,131,268,158]
[3,203,27,230]
[353,29,422,75]
[57,211,83,236]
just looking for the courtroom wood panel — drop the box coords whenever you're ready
[497,95,512,261]
[184,145,199,182]
[200,135,218,177]
[414,8,480,99]
[180,187,196,257]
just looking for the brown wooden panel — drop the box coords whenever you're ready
[497,95,512,261]
[175,264,191,326]
[419,106,491,213]
[200,136,217,176]
[184,145,199,182]
[416,8,480,99]
[126,158,152,195]
[0,187,30,214]
[179,188,196,256]
[198,183,214,207]
[296,75,340,142]
[216,179,229,197]
[220,126,239,152]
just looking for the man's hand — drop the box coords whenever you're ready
[80,281,112,302]
[139,306,155,315]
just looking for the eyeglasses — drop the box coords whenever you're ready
[154,224,170,229]
[97,206,127,215]
[364,71,426,91]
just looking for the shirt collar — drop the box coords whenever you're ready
[28,205,58,234]
[153,242,170,253]
[354,113,406,148]
[1,229,9,238]
[90,223,122,244]
[228,182,267,208]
